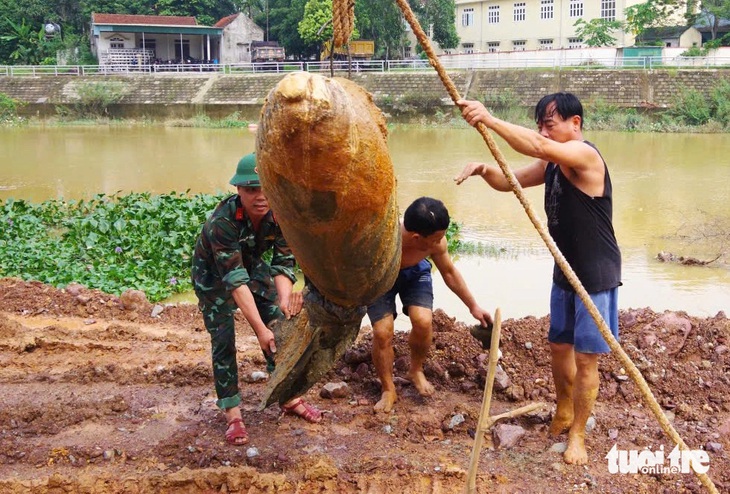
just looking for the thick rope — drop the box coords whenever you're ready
[392,0,718,491]
[332,0,354,47]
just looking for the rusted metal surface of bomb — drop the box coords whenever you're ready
[256,71,400,308]
[256,72,401,407]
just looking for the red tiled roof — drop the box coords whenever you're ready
[214,13,239,28]
[92,13,198,26]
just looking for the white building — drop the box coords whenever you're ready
[214,13,265,64]
[90,13,265,66]
[454,0,682,53]
[91,13,223,65]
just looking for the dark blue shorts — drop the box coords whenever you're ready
[367,259,434,324]
[548,283,619,354]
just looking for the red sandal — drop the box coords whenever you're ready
[282,398,322,423]
[225,418,249,445]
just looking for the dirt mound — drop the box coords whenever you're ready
[0,278,728,493]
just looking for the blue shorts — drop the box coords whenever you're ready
[548,283,619,354]
[367,259,434,324]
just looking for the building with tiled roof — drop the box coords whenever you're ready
[90,12,265,66]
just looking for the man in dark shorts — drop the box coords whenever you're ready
[192,153,322,446]
[367,197,492,413]
[455,92,621,465]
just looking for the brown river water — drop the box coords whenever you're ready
[1,126,728,323]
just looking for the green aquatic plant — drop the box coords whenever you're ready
[0,194,519,302]
[0,192,223,301]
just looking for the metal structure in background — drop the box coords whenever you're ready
[2,55,730,77]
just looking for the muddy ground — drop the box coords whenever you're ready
[0,278,728,493]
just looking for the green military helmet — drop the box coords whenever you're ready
[230,153,261,187]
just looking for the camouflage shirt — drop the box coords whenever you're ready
[192,194,296,303]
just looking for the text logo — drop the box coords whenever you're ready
[606,444,710,474]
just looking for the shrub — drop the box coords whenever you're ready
[669,88,711,125]
[680,46,709,57]
[585,98,619,126]
[0,92,21,121]
[710,79,730,127]
[58,81,129,119]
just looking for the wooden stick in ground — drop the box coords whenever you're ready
[484,402,546,431]
[465,308,503,493]
[465,309,547,493]
[391,1,719,492]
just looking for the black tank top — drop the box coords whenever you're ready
[544,141,621,293]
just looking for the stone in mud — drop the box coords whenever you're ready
[470,322,494,350]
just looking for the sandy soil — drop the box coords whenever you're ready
[0,278,728,493]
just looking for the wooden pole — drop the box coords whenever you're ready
[465,308,546,494]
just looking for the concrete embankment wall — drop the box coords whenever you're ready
[1,69,729,119]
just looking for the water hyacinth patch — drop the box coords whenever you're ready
[0,192,223,302]
[0,192,480,302]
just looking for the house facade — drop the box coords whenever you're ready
[215,13,265,64]
[91,14,223,65]
[90,13,265,66]
[454,0,652,53]
[638,26,702,48]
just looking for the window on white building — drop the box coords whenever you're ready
[462,7,474,27]
[601,0,616,21]
[568,37,583,49]
[463,43,475,54]
[569,0,583,18]
[488,5,500,24]
[539,38,554,50]
[541,0,554,20]
[513,2,526,22]
[513,40,526,51]
[487,41,500,52]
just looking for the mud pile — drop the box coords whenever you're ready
[0,278,727,493]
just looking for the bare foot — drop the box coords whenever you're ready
[563,434,588,465]
[548,412,573,436]
[374,390,397,412]
[407,370,435,396]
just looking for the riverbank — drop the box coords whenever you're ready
[2,69,730,132]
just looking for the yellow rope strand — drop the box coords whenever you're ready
[332,0,354,47]
[391,0,718,491]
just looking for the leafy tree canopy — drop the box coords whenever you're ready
[625,0,683,39]
[574,18,623,47]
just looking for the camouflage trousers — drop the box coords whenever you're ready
[196,289,283,410]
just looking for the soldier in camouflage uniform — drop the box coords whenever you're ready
[192,153,322,446]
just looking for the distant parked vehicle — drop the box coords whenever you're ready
[251,41,285,63]
[320,40,375,61]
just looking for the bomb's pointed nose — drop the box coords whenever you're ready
[275,71,332,107]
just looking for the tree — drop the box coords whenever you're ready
[573,18,623,47]
[267,0,319,59]
[688,0,730,40]
[155,0,236,26]
[298,0,359,46]
[237,0,264,18]
[0,17,45,64]
[409,0,459,50]
[298,0,333,46]
[355,0,407,59]
[624,0,683,42]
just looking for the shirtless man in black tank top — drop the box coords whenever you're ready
[454,93,621,466]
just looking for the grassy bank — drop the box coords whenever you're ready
[3,79,730,132]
